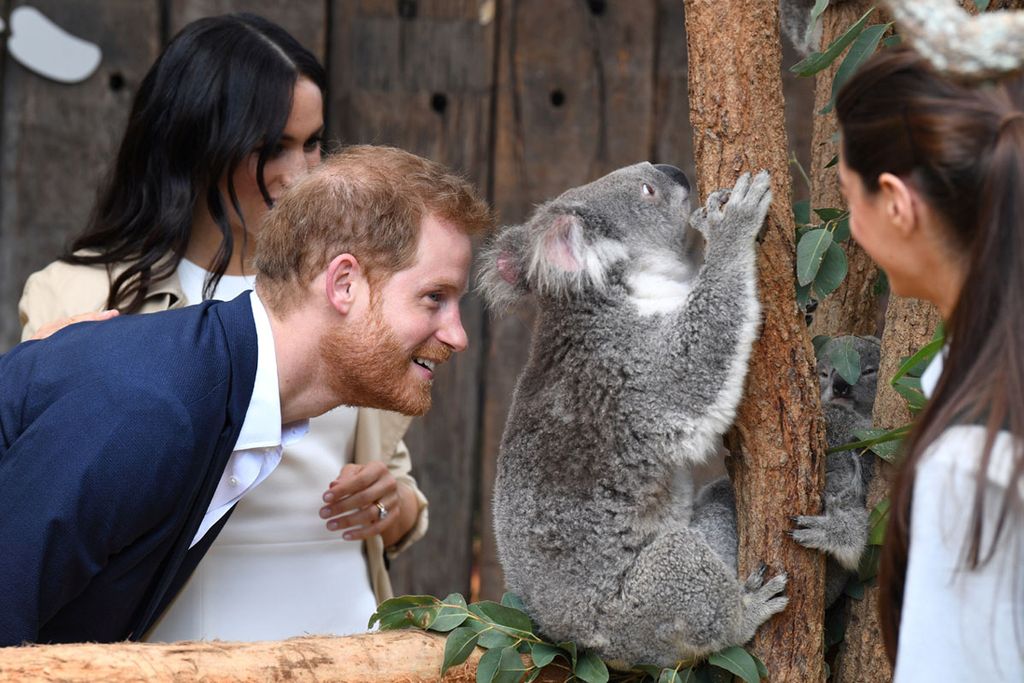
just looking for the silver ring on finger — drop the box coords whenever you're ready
[375,500,389,521]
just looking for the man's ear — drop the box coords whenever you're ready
[325,253,365,315]
[878,172,919,238]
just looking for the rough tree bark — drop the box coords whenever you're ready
[684,1,827,680]
[806,0,879,339]
[831,297,941,683]
[0,631,568,683]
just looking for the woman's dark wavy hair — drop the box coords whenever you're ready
[63,13,326,311]
[836,48,1024,664]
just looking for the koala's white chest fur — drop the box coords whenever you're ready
[625,252,696,316]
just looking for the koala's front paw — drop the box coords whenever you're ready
[791,508,868,571]
[691,171,772,246]
[736,564,788,643]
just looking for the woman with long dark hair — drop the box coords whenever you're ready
[836,48,1023,680]
[18,13,428,640]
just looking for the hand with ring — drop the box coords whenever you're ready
[319,461,401,542]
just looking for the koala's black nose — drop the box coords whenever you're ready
[653,164,690,192]
[832,375,851,397]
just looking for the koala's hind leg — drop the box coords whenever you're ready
[609,528,787,665]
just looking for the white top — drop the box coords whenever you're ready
[893,352,1024,682]
[146,262,376,642]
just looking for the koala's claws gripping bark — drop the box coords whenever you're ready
[692,171,772,246]
[737,568,789,642]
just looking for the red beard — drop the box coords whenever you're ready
[318,300,451,416]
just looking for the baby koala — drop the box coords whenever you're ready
[694,336,880,607]
[480,164,785,667]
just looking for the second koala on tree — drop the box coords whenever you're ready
[481,165,784,667]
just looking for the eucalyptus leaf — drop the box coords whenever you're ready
[868,498,891,546]
[793,198,811,226]
[557,642,578,669]
[797,229,833,286]
[833,214,851,242]
[791,7,874,76]
[858,544,881,583]
[892,382,926,411]
[708,647,761,683]
[810,0,831,23]
[796,282,812,308]
[882,33,902,48]
[659,668,682,683]
[530,643,562,669]
[827,336,861,385]
[752,654,769,678]
[501,592,528,612]
[476,646,503,683]
[469,601,535,636]
[574,651,610,683]
[525,669,542,683]
[812,334,831,358]
[477,628,518,650]
[821,24,891,114]
[441,627,481,677]
[368,595,439,630]
[892,336,944,383]
[813,208,845,221]
[975,0,991,10]
[430,593,469,632]
[813,242,848,298]
[825,154,838,168]
[494,645,531,683]
[678,667,700,683]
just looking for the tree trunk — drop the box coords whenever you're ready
[0,631,568,683]
[806,0,880,339]
[684,1,827,680]
[831,297,941,683]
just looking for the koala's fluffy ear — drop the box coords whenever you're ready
[478,223,529,313]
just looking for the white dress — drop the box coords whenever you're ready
[146,260,377,641]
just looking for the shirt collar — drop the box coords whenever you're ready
[235,291,309,449]
[920,345,947,399]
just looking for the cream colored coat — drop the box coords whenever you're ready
[18,258,428,602]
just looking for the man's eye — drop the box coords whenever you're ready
[304,136,322,153]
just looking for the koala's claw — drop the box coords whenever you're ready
[737,568,788,642]
[791,513,867,571]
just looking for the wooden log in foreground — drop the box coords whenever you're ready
[0,631,568,683]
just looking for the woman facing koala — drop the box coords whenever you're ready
[836,48,1024,681]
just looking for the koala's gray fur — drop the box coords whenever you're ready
[481,165,785,667]
[695,335,880,607]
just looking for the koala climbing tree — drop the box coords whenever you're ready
[684,0,829,680]
[483,166,783,667]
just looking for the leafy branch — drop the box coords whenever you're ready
[368,593,769,683]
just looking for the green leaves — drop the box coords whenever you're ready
[791,7,874,76]
[708,647,763,683]
[795,207,850,299]
[797,229,833,287]
[377,592,771,683]
[821,24,892,115]
[442,627,481,676]
[827,336,860,385]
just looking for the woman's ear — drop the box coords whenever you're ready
[325,253,364,315]
[878,172,919,239]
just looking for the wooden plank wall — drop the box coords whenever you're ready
[0,0,812,602]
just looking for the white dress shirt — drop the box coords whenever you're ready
[190,290,309,547]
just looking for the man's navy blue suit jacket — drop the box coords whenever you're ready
[0,293,258,646]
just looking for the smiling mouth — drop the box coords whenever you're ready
[413,357,438,372]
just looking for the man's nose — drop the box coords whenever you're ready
[438,306,468,353]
